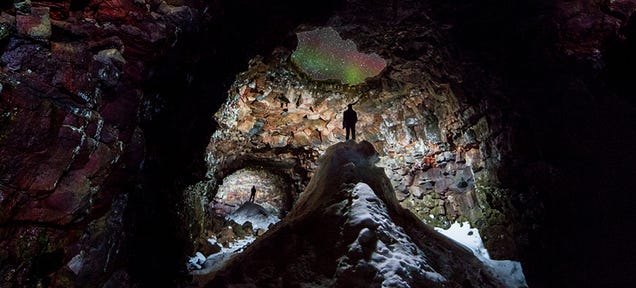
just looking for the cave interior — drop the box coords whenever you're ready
[0,0,635,287]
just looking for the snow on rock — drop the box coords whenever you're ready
[203,141,512,287]
[188,202,279,274]
[189,236,257,275]
[336,183,446,287]
[188,252,207,270]
[226,202,280,231]
[435,222,528,288]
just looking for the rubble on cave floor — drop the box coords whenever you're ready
[187,201,280,275]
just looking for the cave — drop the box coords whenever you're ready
[1,0,635,287]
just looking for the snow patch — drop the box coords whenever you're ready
[189,235,256,275]
[226,202,280,230]
[337,183,446,286]
[435,222,528,288]
[188,203,280,274]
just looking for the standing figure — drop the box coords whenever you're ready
[248,185,256,203]
[343,104,358,140]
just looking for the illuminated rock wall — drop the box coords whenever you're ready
[204,9,516,258]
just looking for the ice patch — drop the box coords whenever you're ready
[435,222,528,288]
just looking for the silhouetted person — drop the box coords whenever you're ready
[343,104,357,140]
[248,185,256,203]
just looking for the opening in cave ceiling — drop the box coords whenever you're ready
[291,27,387,85]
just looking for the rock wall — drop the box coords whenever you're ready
[433,0,636,286]
[0,0,203,286]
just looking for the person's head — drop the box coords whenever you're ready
[347,104,353,109]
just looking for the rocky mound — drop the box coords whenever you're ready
[203,141,509,287]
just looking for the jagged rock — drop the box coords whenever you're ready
[196,237,221,257]
[51,42,88,64]
[14,1,32,14]
[94,48,127,66]
[216,226,236,248]
[205,24,505,241]
[2,0,625,286]
[16,7,51,41]
[410,186,424,199]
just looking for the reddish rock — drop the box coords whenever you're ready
[0,0,204,285]
[93,0,139,23]
[16,7,51,40]
[555,0,636,59]
[33,1,71,20]
[51,42,89,64]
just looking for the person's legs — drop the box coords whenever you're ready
[345,127,351,140]
[352,126,356,140]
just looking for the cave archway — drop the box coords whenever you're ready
[214,168,290,218]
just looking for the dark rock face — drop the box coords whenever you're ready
[0,0,202,286]
[434,0,636,287]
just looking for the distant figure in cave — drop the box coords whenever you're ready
[343,104,358,140]
[248,185,257,203]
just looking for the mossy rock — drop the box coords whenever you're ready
[422,193,436,208]
[430,205,446,216]
[484,208,507,225]
[479,224,516,259]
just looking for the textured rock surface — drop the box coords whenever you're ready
[204,2,516,260]
[200,1,636,287]
[0,0,203,286]
[0,0,634,287]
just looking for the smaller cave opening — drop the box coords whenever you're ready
[186,167,299,278]
[213,168,291,220]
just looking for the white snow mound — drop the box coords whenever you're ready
[435,221,528,288]
[336,183,446,287]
